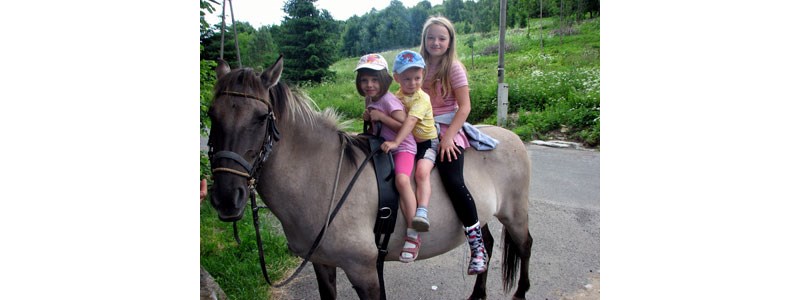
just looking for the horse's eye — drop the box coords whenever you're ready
[257,113,269,123]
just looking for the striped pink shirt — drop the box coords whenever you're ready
[422,61,470,149]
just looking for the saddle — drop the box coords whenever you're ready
[360,128,399,300]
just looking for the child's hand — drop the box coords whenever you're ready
[200,179,208,203]
[438,138,461,162]
[363,110,371,121]
[380,141,399,153]
[369,110,386,122]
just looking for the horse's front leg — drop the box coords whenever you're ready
[469,225,494,300]
[341,261,381,300]
[313,262,337,300]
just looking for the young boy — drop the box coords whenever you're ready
[379,50,439,233]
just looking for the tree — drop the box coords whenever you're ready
[340,17,363,57]
[409,1,432,41]
[246,26,278,70]
[200,0,216,32]
[277,0,336,82]
[383,0,412,49]
[200,21,256,68]
[200,0,217,136]
[444,0,465,22]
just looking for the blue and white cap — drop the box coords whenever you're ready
[393,50,426,74]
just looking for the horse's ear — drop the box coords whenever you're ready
[261,55,283,88]
[216,59,231,79]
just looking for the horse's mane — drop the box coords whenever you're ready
[214,67,371,163]
[268,81,371,164]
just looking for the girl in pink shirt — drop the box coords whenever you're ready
[420,16,488,275]
[355,54,421,263]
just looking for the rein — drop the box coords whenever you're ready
[208,89,278,283]
[208,90,384,287]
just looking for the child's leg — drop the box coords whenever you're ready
[411,139,437,232]
[411,159,434,232]
[393,152,417,227]
[394,152,421,263]
[414,159,434,209]
[395,173,415,228]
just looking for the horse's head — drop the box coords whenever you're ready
[207,57,283,221]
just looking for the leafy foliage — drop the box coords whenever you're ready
[276,0,338,83]
[200,0,216,31]
[200,48,216,136]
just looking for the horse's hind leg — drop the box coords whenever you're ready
[313,263,338,300]
[468,224,494,300]
[504,229,533,300]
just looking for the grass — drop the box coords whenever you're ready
[200,195,299,299]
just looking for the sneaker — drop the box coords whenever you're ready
[411,215,430,232]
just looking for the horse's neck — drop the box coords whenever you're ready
[275,117,343,160]
[258,117,348,234]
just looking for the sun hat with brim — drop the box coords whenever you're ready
[355,54,389,71]
[393,50,426,74]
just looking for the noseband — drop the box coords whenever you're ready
[208,90,280,183]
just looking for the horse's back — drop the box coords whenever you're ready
[463,125,531,225]
[386,125,531,261]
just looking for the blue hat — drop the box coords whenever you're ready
[393,50,425,74]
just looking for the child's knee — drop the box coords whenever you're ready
[395,174,411,187]
[415,170,430,183]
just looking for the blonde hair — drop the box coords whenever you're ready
[419,16,461,98]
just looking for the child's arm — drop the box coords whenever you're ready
[381,114,419,153]
[369,109,405,132]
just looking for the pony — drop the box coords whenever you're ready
[206,57,533,299]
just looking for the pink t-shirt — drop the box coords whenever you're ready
[422,61,470,149]
[366,93,417,155]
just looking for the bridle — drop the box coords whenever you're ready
[208,90,280,181]
[207,89,280,284]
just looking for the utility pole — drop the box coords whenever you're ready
[497,0,509,127]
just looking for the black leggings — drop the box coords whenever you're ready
[437,146,479,228]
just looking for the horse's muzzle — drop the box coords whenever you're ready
[210,184,248,222]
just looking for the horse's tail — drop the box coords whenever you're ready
[502,227,530,293]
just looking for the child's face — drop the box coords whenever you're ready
[394,68,424,96]
[359,74,381,98]
[425,24,450,58]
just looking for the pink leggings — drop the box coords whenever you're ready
[393,151,415,177]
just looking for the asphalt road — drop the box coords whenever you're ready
[268,143,600,300]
